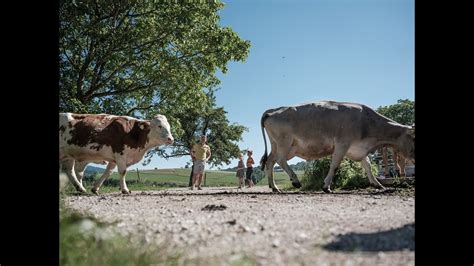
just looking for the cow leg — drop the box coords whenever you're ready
[361,156,385,189]
[265,152,280,193]
[91,162,116,195]
[382,147,389,177]
[323,144,349,193]
[395,153,407,178]
[117,162,131,194]
[61,159,87,193]
[74,161,89,186]
[393,152,400,177]
[276,158,301,188]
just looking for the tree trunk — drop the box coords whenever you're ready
[188,162,194,187]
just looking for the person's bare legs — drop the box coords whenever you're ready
[191,173,199,190]
[247,178,254,188]
[197,173,203,190]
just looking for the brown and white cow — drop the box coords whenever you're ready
[260,100,415,193]
[59,113,174,194]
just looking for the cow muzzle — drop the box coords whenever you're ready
[167,137,174,145]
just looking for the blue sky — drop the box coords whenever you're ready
[96,0,414,171]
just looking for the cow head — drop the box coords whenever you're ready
[150,114,174,145]
[397,126,415,163]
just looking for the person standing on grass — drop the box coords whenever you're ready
[246,150,255,188]
[236,154,245,189]
[190,135,211,190]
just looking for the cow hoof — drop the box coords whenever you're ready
[371,183,386,190]
[272,187,282,193]
[121,189,131,194]
[76,187,87,194]
[292,181,302,188]
[91,188,99,195]
[322,187,332,193]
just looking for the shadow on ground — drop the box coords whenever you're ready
[323,223,414,252]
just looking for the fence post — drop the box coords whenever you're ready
[136,168,141,183]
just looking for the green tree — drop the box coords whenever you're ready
[60,1,251,166]
[60,1,250,114]
[291,161,308,171]
[143,89,247,167]
[376,99,415,125]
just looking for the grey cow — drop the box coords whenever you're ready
[260,100,415,193]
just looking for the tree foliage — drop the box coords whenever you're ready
[59,1,251,166]
[144,89,247,167]
[376,99,415,126]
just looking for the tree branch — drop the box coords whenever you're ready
[126,9,159,18]
[89,82,155,99]
[85,1,132,33]
[126,104,157,116]
[83,61,136,100]
[76,38,96,101]
[61,50,79,71]
[170,144,189,148]
[126,32,172,54]
[162,153,190,159]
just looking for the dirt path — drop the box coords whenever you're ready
[65,186,414,265]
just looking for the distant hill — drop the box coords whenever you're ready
[84,165,106,175]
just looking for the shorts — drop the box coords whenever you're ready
[236,169,245,178]
[193,160,206,174]
[246,167,253,180]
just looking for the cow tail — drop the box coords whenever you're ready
[260,112,270,170]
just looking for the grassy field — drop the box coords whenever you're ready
[70,168,304,194]
[109,168,302,187]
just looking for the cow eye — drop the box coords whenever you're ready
[158,125,162,129]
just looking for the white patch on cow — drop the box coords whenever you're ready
[61,142,115,162]
[59,173,68,191]
[122,115,139,121]
[388,121,410,129]
[150,115,174,145]
[66,112,74,121]
[105,114,145,122]
[320,102,339,110]
[155,114,167,121]
[118,146,148,166]
[59,112,72,126]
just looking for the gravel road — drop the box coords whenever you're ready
[65,186,414,265]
